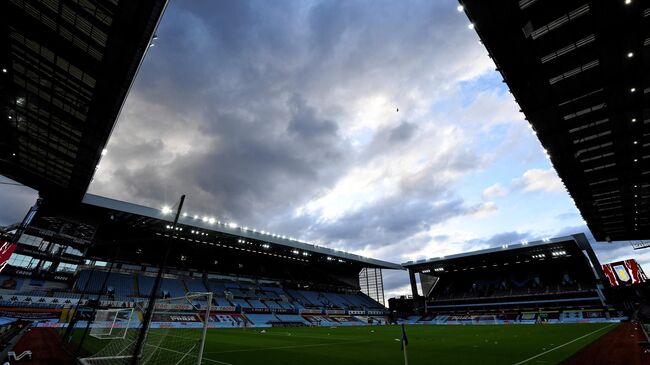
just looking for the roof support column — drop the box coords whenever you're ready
[408,269,418,298]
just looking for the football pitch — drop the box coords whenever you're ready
[79,322,618,365]
[199,323,616,365]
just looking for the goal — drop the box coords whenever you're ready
[79,292,212,365]
[90,308,134,340]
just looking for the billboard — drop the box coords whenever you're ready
[0,241,17,273]
[602,259,647,287]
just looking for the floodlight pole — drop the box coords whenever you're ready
[131,194,185,365]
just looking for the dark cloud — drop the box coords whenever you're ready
[91,0,486,233]
[308,197,469,248]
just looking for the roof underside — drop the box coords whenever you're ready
[402,236,578,270]
[34,194,403,270]
[463,0,649,241]
[0,0,166,201]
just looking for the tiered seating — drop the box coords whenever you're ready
[245,313,277,326]
[231,298,251,308]
[206,281,227,296]
[137,275,156,297]
[263,300,281,309]
[184,278,208,293]
[323,292,351,309]
[247,299,267,309]
[275,314,308,324]
[214,297,233,307]
[76,270,134,299]
[52,292,82,299]
[160,277,186,298]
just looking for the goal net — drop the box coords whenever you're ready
[79,292,212,365]
[90,308,134,340]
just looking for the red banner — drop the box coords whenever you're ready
[602,259,647,286]
[0,241,17,273]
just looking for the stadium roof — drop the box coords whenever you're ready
[79,194,403,270]
[402,235,577,268]
[0,0,167,201]
[462,0,649,241]
[401,233,602,277]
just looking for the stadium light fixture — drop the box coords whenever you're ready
[208,218,215,224]
[262,244,270,249]
[457,5,463,12]
[631,118,636,122]
[292,250,299,255]
[468,23,475,29]
[630,87,636,92]
[182,213,187,217]
[1,68,6,73]
[202,216,208,222]
[161,206,172,215]
[627,52,634,58]
[101,148,107,156]
[228,222,238,229]
[625,0,631,4]
[634,141,638,144]
[193,215,198,219]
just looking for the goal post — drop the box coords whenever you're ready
[90,308,134,340]
[79,292,212,365]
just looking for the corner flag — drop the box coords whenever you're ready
[401,323,409,365]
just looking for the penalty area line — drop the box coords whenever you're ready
[512,323,617,365]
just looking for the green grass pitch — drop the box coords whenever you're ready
[78,323,617,364]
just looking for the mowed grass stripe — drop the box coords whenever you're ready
[202,323,616,365]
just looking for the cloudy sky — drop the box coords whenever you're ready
[0,0,645,297]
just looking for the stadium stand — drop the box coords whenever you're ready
[246,314,278,327]
[184,277,209,293]
[75,270,134,300]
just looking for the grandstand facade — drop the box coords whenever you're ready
[0,193,399,331]
[399,234,629,324]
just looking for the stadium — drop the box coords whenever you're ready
[0,0,649,364]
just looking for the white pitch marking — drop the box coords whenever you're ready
[512,323,616,365]
[143,343,233,365]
